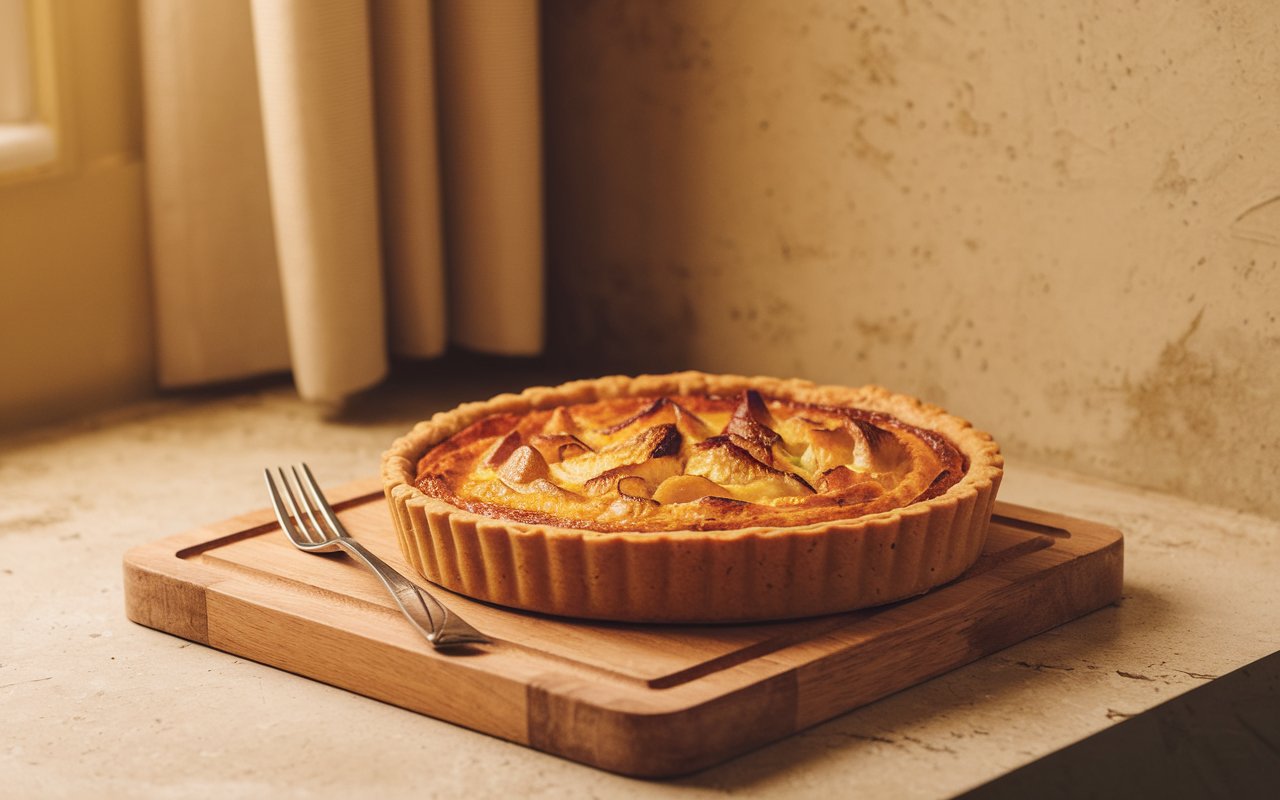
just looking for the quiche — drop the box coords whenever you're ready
[381,372,1003,622]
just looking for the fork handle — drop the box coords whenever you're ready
[334,538,490,648]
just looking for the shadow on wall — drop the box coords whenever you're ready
[543,1,736,374]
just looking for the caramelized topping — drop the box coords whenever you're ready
[527,433,593,463]
[415,390,965,532]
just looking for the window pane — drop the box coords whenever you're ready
[0,0,34,122]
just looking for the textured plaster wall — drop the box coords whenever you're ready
[543,0,1280,518]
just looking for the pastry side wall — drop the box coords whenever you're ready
[543,1,1280,518]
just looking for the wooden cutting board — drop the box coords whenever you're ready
[123,478,1123,778]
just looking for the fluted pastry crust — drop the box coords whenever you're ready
[381,372,1003,622]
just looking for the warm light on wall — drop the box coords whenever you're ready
[0,0,151,432]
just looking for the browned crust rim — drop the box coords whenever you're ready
[380,372,1004,621]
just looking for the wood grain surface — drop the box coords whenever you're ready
[123,478,1123,777]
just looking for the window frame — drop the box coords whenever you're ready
[0,0,63,181]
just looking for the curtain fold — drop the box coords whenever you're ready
[141,0,289,386]
[435,0,544,354]
[369,0,448,359]
[249,0,387,401]
[140,0,544,402]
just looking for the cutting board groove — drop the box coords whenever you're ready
[124,478,1123,778]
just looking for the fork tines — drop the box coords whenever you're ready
[265,463,344,548]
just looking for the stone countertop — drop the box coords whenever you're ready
[3,371,1278,799]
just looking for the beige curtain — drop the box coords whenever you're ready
[140,0,544,402]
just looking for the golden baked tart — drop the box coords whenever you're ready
[381,372,1003,622]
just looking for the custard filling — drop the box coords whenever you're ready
[415,389,964,532]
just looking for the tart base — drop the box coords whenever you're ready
[382,372,1004,622]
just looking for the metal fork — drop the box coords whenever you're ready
[264,464,489,649]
